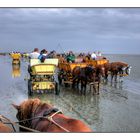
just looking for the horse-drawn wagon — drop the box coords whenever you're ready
[10,53,21,65]
[58,58,109,85]
[28,59,60,96]
[58,62,87,85]
[58,58,109,94]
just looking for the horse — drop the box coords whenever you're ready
[95,65,106,79]
[0,122,13,132]
[12,98,92,132]
[72,66,101,94]
[104,62,132,82]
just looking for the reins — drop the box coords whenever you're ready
[0,115,39,132]
[17,109,70,132]
[44,110,70,132]
[0,108,70,132]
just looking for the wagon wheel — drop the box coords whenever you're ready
[28,80,33,96]
[55,82,60,95]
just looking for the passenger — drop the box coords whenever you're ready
[66,51,75,63]
[47,50,57,58]
[97,51,102,57]
[96,51,102,60]
[91,52,97,60]
[38,49,48,62]
[29,48,40,59]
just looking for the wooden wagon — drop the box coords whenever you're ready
[58,58,109,86]
[85,59,109,67]
[58,62,87,85]
[28,59,60,96]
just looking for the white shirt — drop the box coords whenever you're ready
[91,53,97,59]
[29,52,40,59]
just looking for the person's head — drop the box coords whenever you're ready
[69,51,73,55]
[34,48,39,52]
[40,49,47,54]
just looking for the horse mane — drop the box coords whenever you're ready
[19,98,51,119]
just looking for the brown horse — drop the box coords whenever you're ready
[104,62,132,82]
[13,98,92,132]
[0,122,13,132]
[72,66,101,94]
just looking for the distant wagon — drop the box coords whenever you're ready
[28,59,60,96]
[10,53,21,65]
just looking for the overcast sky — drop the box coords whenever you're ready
[0,8,140,54]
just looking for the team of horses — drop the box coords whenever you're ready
[69,61,131,94]
[72,65,105,94]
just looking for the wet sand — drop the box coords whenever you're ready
[0,55,140,132]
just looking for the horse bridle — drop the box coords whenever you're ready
[31,106,61,130]
[16,106,70,132]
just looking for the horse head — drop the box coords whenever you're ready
[85,66,96,81]
[13,98,92,132]
[125,65,132,75]
[12,98,43,127]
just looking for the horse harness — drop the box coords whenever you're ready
[18,107,70,132]
[0,108,70,132]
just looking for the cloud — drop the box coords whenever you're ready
[0,8,140,54]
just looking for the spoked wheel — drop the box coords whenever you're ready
[28,80,33,96]
[55,82,60,95]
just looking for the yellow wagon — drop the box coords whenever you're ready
[10,53,21,65]
[28,59,60,95]
[85,59,109,67]
[58,58,109,86]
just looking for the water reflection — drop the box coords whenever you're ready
[1,55,140,132]
[12,64,21,78]
[110,82,123,90]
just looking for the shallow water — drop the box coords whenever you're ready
[0,54,140,132]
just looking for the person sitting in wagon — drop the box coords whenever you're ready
[66,51,76,63]
[38,49,49,62]
[91,52,97,60]
[29,48,40,59]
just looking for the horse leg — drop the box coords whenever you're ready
[72,79,76,88]
[93,83,96,95]
[115,74,117,82]
[105,72,108,82]
[76,79,80,88]
[119,71,123,82]
[81,80,84,92]
[83,81,87,94]
[120,76,123,82]
[97,82,100,94]
[81,80,86,94]
[111,72,114,83]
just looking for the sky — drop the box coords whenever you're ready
[0,8,140,54]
